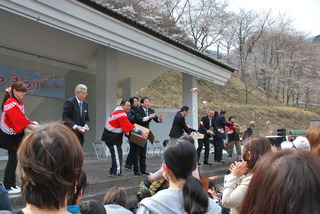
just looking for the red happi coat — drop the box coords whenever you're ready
[105,107,135,134]
[226,125,235,135]
[0,97,32,135]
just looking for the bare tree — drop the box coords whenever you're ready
[218,13,238,60]
[250,13,293,105]
[177,0,229,51]
[232,9,271,76]
[100,0,194,45]
[163,0,189,26]
[253,25,319,107]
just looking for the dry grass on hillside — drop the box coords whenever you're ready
[137,69,182,108]
[137,69,320,135]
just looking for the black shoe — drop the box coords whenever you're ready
[125,165,133,171]
[140,171,149,175]
[198,163,201,165]
[109,172,123,177]
[134,172,142,176]
[203,162,212,165]
[217,160,225,163]
[109,172,117,177]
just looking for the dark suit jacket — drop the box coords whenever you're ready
[127,106,137,124]
[169,112,192,139]
[214,115,233,139]
[198,115,215,139]
[243,126,254,139]
[62,96,90,143]
[247,126,254,136]
[135,106,161,129]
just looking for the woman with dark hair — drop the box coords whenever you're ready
[306,125,320,156]
[145,134,199,189]
[101,100,147,176]
[137,139,221,214]
[222,135,272,214]
[132,188,152,214]
[0,82,39,194]
[17,122,83,213]
[79,200,106,214]
[179,134,195,145]
[239,149,320,214]
[103,186,132,214]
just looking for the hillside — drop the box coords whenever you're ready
[137,69,320,136]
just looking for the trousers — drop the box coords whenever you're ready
[197,138,210,163]
[125,142,141,173]
[106,143,123,175]
[214,138,224,161]
[227,140,241,157]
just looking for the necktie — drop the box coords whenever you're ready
[79,101,83,117]
[145,109,148,116]
[209,118,212,127]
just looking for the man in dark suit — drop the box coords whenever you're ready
[197,109,215,165]
[214,110,235,163]
[169,106,195,139]
[62,84,90,146]
[135,97,166,174]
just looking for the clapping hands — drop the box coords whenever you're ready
[230,161,248,177]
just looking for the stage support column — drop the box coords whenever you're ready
[96,46,117,139]
[182,73,198,129]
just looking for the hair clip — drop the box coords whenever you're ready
[5,87,12,93]
[186,172,192,177]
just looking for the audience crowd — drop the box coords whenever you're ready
[2,126,320,214]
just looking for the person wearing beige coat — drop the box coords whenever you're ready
[221,135,272,214]
[222,170,253,214]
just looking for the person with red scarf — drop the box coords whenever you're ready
[0,82,39,194]
[101,100,147,176]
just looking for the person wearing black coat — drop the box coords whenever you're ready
[62,84,90,146]
[124,97,143,175]
[135,97,166,174]
[169,106,195,139]
[197,109,215,165]
[214,110,234,163]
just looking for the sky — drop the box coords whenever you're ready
[227,0,320,37]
